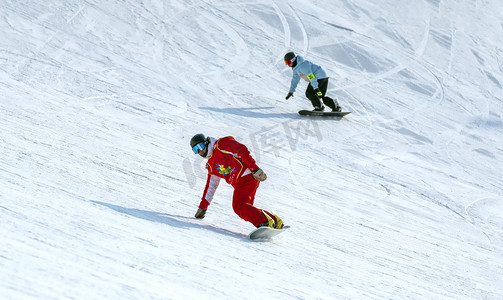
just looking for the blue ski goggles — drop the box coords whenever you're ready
[192,142,206,154]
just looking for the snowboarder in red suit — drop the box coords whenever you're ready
[190,133,284,229]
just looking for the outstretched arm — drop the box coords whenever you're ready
[195,174,220,219]
[289,73,300,93]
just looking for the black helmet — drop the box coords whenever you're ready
[284,52,296,61]
[284,51,297,67]
[190,133,209,155]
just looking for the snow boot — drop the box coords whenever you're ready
[273,214,284,229]
[257,212,284,229]
[332,105,342,112]
[257,211,276,228]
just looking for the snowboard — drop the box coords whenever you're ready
[299,110,351,117]
[249,225,290,240]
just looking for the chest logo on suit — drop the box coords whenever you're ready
[216,164,235,177]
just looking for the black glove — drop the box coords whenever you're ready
[252,168,267,181]
[314,89,323,98]
[195,208,206,219]
[285,92,294,100]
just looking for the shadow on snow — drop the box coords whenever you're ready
[91,200,248,240]
[199,106,299,119]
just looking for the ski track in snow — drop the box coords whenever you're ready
[1,0,502,299]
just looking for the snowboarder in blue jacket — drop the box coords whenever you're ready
[284,52,342,112]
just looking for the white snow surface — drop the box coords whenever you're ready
[1,0,502,299]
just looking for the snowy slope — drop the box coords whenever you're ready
[1,0,502,299]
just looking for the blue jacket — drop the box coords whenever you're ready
[288,56,327,93]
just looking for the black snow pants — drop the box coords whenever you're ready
[305,78,336,109]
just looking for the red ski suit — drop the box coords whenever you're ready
[198,136,272,227]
